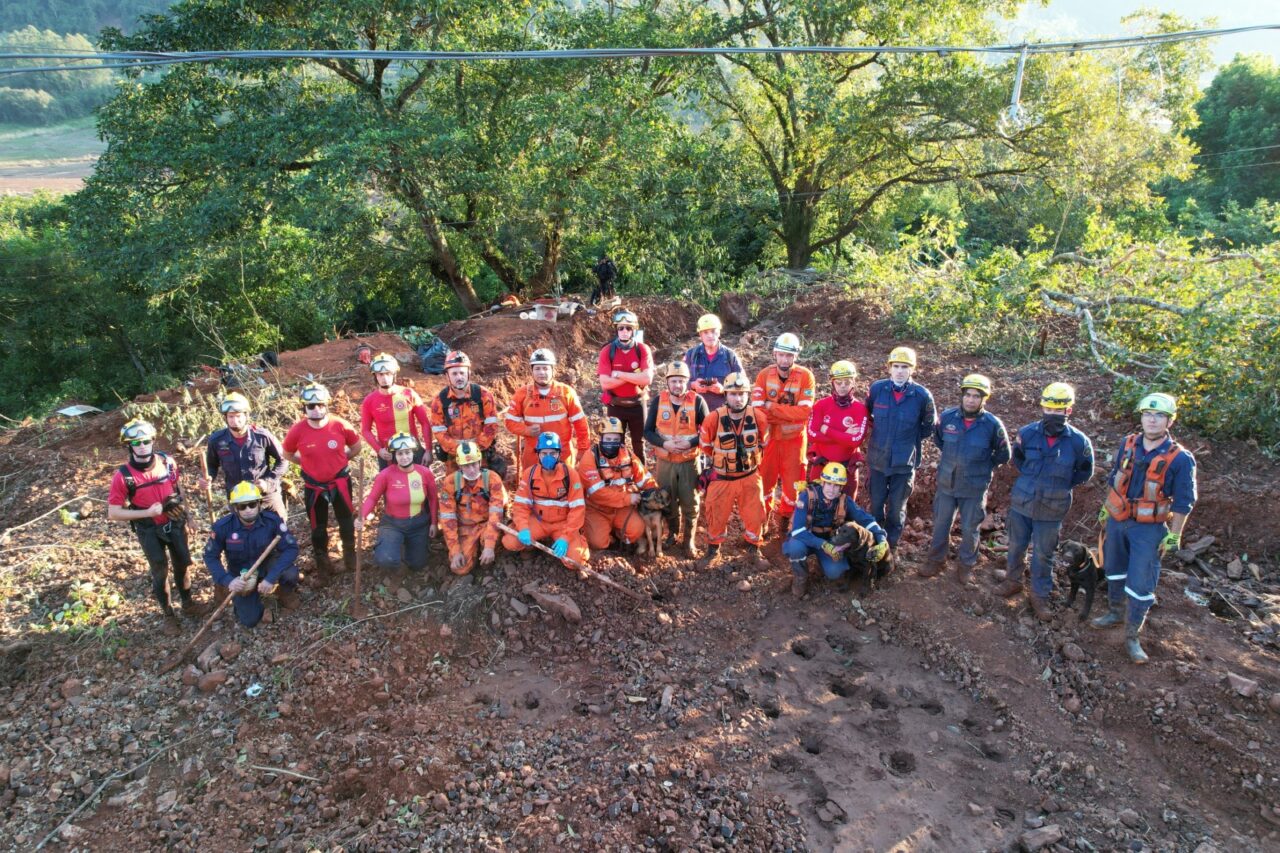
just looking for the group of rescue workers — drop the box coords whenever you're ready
[108,308,1196,664]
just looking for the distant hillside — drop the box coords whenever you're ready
[0,1,171,37]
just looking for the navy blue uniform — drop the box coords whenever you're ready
[1102,435,1196,622]
[926,408,1011,567]
[206,425,289,514]
[783,488,887,580]
[865,379,936,546]
[203,510,299,627]
[1007,421,1094,596]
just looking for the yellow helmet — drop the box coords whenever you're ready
[1137,392,1177,420]
[960,374,993,397]
[722,372,750,392]
[696,314,722,333]
[819,462,848,486]
[219,392,251,414]
[665,361,690,379]
[387,432,419,452]
[1040,382,1075,411]
[600,416,626,436]
[773,333,801,355]
[120,418,156,444]
[455,440,483,466]
[887,346,917,368]
[829,360,857,381]
[300,382,331,405]
[370,352,400,374]
[228,481,264,505]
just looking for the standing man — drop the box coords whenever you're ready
[107,419,203,635]
[697,372,770,571]
[203,482,300,628]
[202,391,289,517]
[806,360,869,499]
[358,433,439,577]
[784,463,891,598]
[505,348,591,473]
[684,314,744,413]
[439,441,508,576]
[580,417,658,552]
[598,310,654,461]
[644,361,711,558]
[428,350,505,477]
[591,252,619,307]
[922,374,1011,583]
[283,382,363,578]
[1093,393,1196,663]
[995,382,1095,620]
[360,352,430,470]
[501,433,591,569]
[753,333,816,530]
[865,347,937,552]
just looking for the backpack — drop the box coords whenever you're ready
[437,383,484,428]
[119,453,179,507]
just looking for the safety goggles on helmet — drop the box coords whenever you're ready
[774,333,801,355]
[387,433,419,453]
[120,419,156,444]
[456,441,483,466]
[886,346,917,368]
[1137,392,1177,419]
[960,374,992,397]
[219,392,251,414]
[829,360,857,381]
[370,353,399,375]
[444,350,471,371]
[229,481,264,505]
[613,310,638,328]
[530,348,557,367]
[819,462,848,486]
[1040,382,1075,410]
[696,314,722,333]
[300,382,331,405]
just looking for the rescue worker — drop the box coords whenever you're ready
[865,347,937,552]
[1093,393,1196,663]
[439,441,509,576]
[684,314,744,413]
[922,374,1011,582]
[597,310,654,461]
[784,463,891,598]
[591,252,619,307]
[203,482,300,627]
[201,391,289,517]
[995,382,1095,620]
[107,419,204,635]
[282,382,363,577]
[806,360,869,500]
[753,333,816,529]
[643,361,711,558]
[505,348,591,473]
[357,433,439,575]
[428,350,505,477]
[580,416,658,551]
[359,352,430,470]
[501,433,591,568]
[697,372,770,571]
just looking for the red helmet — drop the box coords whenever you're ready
[444,350,471,370]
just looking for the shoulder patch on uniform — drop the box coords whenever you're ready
[280,522,289,533]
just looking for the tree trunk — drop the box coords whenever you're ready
[527,219,563,297]
[780,189,817,270]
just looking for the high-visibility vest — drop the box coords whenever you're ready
[653,391,700,463]
[1104,433,1183,524]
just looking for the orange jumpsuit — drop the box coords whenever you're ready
[504,382,591,472]
[698,405,770,547]
[428,383,500,473]
[501,462,590,568]
[579,445,657,550]
[438,469,508,575]
[753,365,816,520]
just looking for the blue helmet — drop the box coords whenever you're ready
[536,432,562,452]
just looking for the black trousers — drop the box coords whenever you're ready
[133,519,193,610]
[607,400,647,462]
[303,474,356,560]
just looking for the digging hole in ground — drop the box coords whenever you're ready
[884,750,917,776]
[800,733,824,755]
[918,700,943,715]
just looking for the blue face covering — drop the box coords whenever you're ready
[539,451,559,471]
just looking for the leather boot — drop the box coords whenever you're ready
[277,585,301,611]
[918,560,944,579]
[994,576,1025,598]
[160,605,180,637]
[790,560,808,598]
[342,550,356,574]
[1029,594,1053,622]
[180,594,209,618]
[1091,600,1124,629]
[1125,613,1149,664]
[213,584,230,607]
[954,563,975,585]
[682,516,701,560]
[695,544,720,571]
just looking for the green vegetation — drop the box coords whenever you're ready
[0,29,118,125]
[0,1,169,36]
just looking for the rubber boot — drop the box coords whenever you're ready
[1091,600,1124,629]
[342,549,356,574]
[1125,613,1149,664]
[790,560,808,598]
[695,544,720,571]
[682,516,701,560]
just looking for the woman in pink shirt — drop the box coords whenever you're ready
[357,433,439,574]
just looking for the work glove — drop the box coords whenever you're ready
[1160,530,1181,557]
[868,539,890,563]
[696,468,718,492]
[517,528,533,547]
[1097,506,1109,525]
[162,494,187,524]
[821,541,845,560]
[551,538,569,559]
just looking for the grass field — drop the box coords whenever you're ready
[0,117,103,163]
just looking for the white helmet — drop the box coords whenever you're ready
[530,348,557,367]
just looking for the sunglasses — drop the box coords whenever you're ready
[235,501,261,510]
[304,403,327,410]
[128,439,153,447]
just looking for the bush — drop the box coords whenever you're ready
[0,86,55,124]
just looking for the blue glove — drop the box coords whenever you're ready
[552,538,569,559]
[517,528,533,546]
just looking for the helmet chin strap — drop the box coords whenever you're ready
[131,450,154,467]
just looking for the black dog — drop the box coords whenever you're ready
[1060,539,1104,619]
[828,522,894,596]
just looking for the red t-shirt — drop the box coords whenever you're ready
[108,455,180,524]
[361,464,439,521]
[360,386,429,450]
[284,417,360,482]
[598,341,653,403]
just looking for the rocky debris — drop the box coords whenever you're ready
[1228,558,1245,580]
[509,597,529,617]
[1118,807,1143,829]
[219,640,242,662]
[1019,824,1063,851]
[196,642,222,672]
[180,664,201,686]
[60,677,83,699]
[1226,672,1260,698]
[1270,692,1280,713]
[521,583,581,623]
[197,670,228,693]
[1060,642,1086,662]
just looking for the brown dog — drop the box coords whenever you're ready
[635,487,671,559]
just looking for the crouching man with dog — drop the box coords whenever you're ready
[785,463,891,598]
[1094,393,1197,664]
[579,417,658,552]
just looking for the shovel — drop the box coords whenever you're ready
[495,522,649,602]
[159,535,280,674]
[351,460,369,619]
